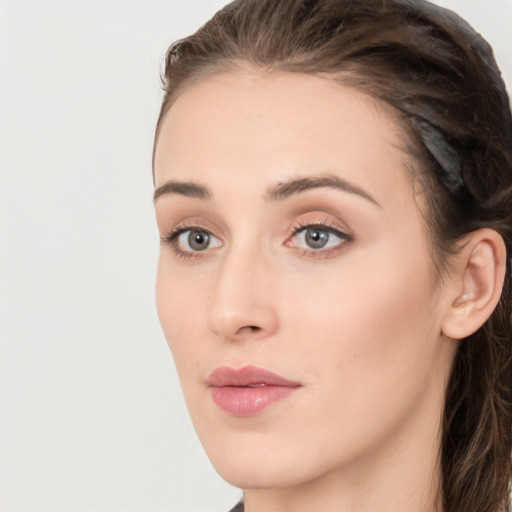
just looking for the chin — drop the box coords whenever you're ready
[203,436,324,491]
[215,460,306,490]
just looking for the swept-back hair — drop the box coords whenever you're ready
[154,1,512,510]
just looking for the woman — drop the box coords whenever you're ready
[152,0,512,511]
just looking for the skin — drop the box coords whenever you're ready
[153,70,461,512]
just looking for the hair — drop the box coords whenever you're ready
[153,1,512,511]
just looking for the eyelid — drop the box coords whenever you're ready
[160,223,223,259]
[159,215,353,261]
[160,217,222,244]
[285,219,353,258]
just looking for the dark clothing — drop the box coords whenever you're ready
[228,502,244,512]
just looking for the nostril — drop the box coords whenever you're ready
[234,325,261,338]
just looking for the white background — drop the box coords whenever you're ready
[0,1,510,511]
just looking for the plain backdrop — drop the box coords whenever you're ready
[0,1,510,511]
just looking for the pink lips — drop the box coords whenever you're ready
[207,365,301,417]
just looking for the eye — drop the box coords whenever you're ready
[286,223,351,255]
[299,227,336,249]
[162,227,222,257]
[176,229,222,252]
[180,229,215,251]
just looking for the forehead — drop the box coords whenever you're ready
[154,70,413,206]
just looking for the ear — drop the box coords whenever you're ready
[441,229,507,340]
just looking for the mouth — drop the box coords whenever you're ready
[206,365,301,417]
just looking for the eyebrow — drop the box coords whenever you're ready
[153,181,211,202]
[153,173,379,207]
[265,174,380,206]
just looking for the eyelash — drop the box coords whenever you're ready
[288,220,353,258]
[160,220,353,260]
[160,224,216,261]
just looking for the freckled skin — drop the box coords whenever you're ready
[153,71,458,512]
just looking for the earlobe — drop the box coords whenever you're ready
[441,229,507,340]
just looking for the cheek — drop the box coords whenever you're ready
[282,240,439,394]
[155,255,206,374]
[262,245,444,473]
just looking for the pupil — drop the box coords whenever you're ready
[305,228,329,249]
[188,230,210,251]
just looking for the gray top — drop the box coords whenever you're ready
[228,501,244,512]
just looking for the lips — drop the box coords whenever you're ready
[207,365,301,417]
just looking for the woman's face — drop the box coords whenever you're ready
[153,71,457,490]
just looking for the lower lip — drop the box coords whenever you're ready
[210,385,298,417]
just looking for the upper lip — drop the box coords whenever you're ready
[207,365,301,388]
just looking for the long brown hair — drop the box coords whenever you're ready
[153,1,512,510]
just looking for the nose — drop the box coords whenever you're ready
[207,246,279,342]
